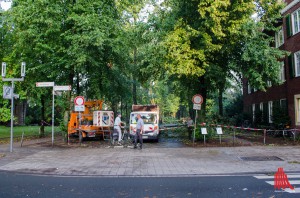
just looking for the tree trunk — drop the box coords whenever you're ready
[198,76,207,121]
[76,72,80,96]
[132,47,137,105]
[218,87,224,116]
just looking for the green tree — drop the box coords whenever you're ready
[3,0,122,132]
[150,0,287,120]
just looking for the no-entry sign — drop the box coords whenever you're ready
[74,96,85,112]
[192,94,203,104]
[74,96,85,105]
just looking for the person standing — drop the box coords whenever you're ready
[114,112,122,144]
[134,114,144,149]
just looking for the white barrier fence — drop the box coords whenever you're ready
[160,124,300,145]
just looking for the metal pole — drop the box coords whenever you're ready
[193,110,197,147]
[21,131,24,147]
[10,80,14,152]
[79,111,82,144]
[263,129,266,145]
[52,87,54,147]
[233,129,235,147]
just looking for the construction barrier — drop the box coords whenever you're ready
[274,167,294,191]
[159,123,299,146]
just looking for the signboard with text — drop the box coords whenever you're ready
[54,85,71,91]
[3,85,12,99]
[74,96,85,112]
[36,82,54,87]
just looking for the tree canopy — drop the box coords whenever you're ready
[0,0,288,124]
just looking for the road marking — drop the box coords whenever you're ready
[254,173,300,193]
[254,175,300,179]
[266,180,300,185]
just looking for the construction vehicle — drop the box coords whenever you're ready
[67,100,114,141]
[129,105,159,141]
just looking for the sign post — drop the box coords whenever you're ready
[2,62,26,152]
[192,94,203,147]
[74,96,85,143]
[36,82,55,146]
[36,82,71,147]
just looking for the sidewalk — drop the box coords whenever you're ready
[0,137,300,176]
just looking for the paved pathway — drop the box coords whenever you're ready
[0,138,300,176]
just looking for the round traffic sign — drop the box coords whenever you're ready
[74,96,85,105]
[192,94,203,104]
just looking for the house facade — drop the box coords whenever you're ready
[243,0,300,129]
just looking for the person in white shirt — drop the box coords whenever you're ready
[114,112,122,144]
[134,114,144,149]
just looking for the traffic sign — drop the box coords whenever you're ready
[74,96,85,105]
[54,85,71,91]
[3,85,12,99]
[75,105,85,112]
[192,94,203,104]
[216,127,223,135]
[201,128,208,135]
[36,82,54,87]
[193,103,201,110]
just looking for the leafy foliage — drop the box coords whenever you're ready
[0,0,289,126]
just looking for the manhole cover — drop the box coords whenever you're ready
[239,156,283,161]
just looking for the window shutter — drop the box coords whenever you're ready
[288,54,295,78]
[286,14,292,37]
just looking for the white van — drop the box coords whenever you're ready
[129,105,159,141]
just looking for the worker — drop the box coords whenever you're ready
[134,114,144,149]
[114,112,122,144]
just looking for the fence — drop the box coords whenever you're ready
[0,126,61,143]
[193,124,300,146]
[159,123,300,146]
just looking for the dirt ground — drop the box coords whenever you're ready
[1,128,299,149]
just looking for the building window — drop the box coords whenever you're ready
[295,95,300,126]
[248,83,251,94]
[275,27,284,47]
[260,102,263,111]
[294,51,300,77]
[279,62,285,82]
[292,8,300,35]
[268,101,273,123]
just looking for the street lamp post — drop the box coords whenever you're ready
[1,62,26,152]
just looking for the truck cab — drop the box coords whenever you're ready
[129,105,159,141]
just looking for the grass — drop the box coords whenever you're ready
[0,125,61,139]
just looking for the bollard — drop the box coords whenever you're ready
[20,131,24,147]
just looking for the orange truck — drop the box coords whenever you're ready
[67,100,114,141]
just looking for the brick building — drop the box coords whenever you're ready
[243,0,300,129]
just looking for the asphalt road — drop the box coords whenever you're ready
[0,172,297,198]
